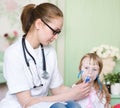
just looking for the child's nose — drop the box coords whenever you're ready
[88,69,92,74]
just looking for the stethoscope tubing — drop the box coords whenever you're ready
[40,44,46,71]
[22,35,48,88]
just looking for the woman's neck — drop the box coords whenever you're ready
[26,32,39,49]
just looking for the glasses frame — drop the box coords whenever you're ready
[41,19,61,35]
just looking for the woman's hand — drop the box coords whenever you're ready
[71,82,91,101]
[51,83,91,101]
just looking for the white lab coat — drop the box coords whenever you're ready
[0,37,63,108]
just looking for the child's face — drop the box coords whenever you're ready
[81,57,100,82]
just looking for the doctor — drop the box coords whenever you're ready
[0,2,90,108]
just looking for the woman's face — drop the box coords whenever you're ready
[81,57,100,82]
[39,17,63,45]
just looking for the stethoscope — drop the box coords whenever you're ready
[22,35,49,88]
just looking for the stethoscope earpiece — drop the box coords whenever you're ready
[33,84,43,88]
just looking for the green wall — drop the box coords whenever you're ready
[64,0,120,86]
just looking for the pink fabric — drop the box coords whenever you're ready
[87,88,96,108]
[114,104,120,108]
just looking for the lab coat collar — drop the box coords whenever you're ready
[24,39,50,65]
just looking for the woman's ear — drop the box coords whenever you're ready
[35,19,42,30]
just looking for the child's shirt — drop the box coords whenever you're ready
[76,87,111,108]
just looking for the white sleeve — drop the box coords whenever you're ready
[3,47,30,94]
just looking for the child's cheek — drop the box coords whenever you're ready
[92,73,98,81]
[81,72,88,81]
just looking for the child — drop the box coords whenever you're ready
[76,53,111,108]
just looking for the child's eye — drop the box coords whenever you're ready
[85,67,89,69]
[92,68,97,71]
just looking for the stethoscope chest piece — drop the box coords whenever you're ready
[42,71,49,79]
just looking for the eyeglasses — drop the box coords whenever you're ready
[41,19,61,35]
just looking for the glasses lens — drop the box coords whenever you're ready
[53,30,61,35]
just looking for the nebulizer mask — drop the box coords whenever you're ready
[78,69,102,90]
